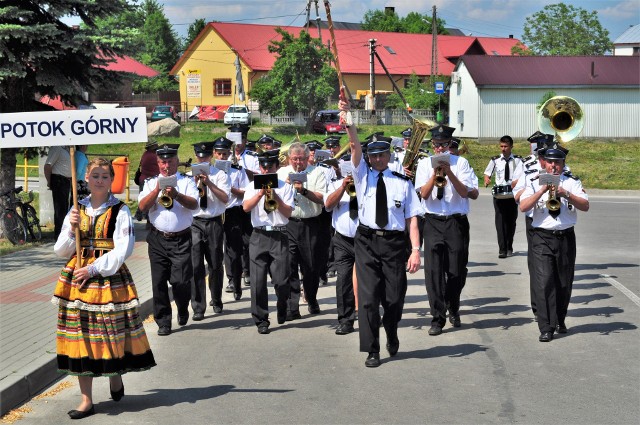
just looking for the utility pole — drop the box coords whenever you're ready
[314,0,322,39]
[369,39,376,114]
[430,5,438,84]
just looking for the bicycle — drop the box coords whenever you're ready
[1,186,42,245]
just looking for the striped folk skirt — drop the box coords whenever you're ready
[51,255,156,377]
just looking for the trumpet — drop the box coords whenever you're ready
[159,189,173,209]
[263,183,278,213]
[196,177,205,198]
[546,184,561,212]
[434,167,447,188]
[345,174,356,197]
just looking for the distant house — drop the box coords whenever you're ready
[448,55,640,140]
[170,22,522,112]
[614,24,640,56]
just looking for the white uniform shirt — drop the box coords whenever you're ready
[352,153,425,231]
[324,178,359,238]
[277,164,327,219]
[244,179,295,227]
[237,150,259,174]
[191,165,231,218]
[226,166,249,208]
[54,195,134,277]
[415,154,475,216]
[45,146,72,178]
[521,173,588,230]
[316,163,337,189]
[484,154,524,185]
[514,162,542,218]
[139,173,199,232]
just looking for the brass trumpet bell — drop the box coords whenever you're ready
[159,190,173,209]
[538,96,584,143]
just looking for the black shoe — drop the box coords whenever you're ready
[556,323,568,334]
[428,325,443,336]
[178,315,188,326]
[386,339,400,357]
[192,312,205,321]
[68,405,95,420]
[258,324,270,334]
[498,252,507,259]
[110,382,125,402]
[209,300,214,306]
[213,306,223,314]
[308,302,321,315]
[365,352,381,368]
[157,326,171,336]
[327,270,337,278]
[335,323,354,335]
[243,272,250,286]
[224,283,234,293]
[286,311,302,321]
[449,314,461,328]
[539,331,554,342]
[319,276,328,286]
[277,314,286,325]
[234,292,242,301]
[507,250,514,257]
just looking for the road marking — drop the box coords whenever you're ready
[600,274,640,307]
[589,200,639,204]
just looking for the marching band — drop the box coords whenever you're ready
[135,95,588,364]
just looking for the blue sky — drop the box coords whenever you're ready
[158,0,638,41]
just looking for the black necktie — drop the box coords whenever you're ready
[436,186,444,200]
[349,196,358,220]
[503,157,511,181]
[200,186,207,209]
[375,172,388,228]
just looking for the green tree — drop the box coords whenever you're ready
[0,0,130,194]
[184,18,207,50]
[521,3,613,55]
[249,28,337,133]
[362,9,448,34]
[384,73,447,113]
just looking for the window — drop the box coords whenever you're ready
[214,79,231,96]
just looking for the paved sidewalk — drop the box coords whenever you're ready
[0,222,154,416]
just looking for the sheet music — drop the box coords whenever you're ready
[214,159,231,173]
[339,162,353,177]
[191,162,210,177]
[539,173,560,187]
[288,172,307,184]
[314,150,331,163]
[430,153,450,168]
[226,132,242,145]
[158,174,177,189]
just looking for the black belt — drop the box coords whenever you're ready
[194,215,222,222]
[288,216,319,222]
[254,225,287,232]
[336,232,355,243]
[150,225,191,238]
[535,227,574,236]
[227,205,243,210]
[357,225,403,237]
[425,213,466,221]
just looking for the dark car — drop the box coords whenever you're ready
[151,105,180,123]
[312,110,346,134]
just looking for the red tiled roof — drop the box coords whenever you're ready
[100,55,159,78]
[172,22,521,77]
[38,95,77,110]
[457,55,640,86]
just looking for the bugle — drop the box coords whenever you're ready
[159,189,173,209]
[263,183,278,213]
[434,167,447,188]
[546,184,561,212]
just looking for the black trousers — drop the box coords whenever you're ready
[316,208,333,279]
[524,216,537,315]
[249,228,290,326]
[240,209,253,277]
[333,232,356,325]
[531,227,576,333]
[493,197,518,253]
[51,174,71,239]
[286,217,320,313]
[147,229,192,328]
[223,206,244,296]
[355,228,407,353]
[191,216,224,313]
[423,214,469,327]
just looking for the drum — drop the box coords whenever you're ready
[492,184,513,199]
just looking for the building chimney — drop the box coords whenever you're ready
[385,7,395,14]
[508,34,513,38]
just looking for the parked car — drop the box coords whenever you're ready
[312,110,346,134]
[151,105,181,123]
[223,105,251,125]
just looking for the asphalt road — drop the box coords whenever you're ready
[7,190,640,424]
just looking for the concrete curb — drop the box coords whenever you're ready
[0,288,154,417]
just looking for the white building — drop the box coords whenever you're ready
[614,24,640,56]
[448,55,640,140]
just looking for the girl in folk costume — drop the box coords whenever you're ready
[52,157,156,419]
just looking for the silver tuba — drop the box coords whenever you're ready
[537,96,584,143]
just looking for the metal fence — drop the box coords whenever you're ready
[257,109,436,126]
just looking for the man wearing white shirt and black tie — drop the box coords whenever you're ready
[483,135,524,258]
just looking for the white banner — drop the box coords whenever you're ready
[187,74,201,98]
[0,108,148,148]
